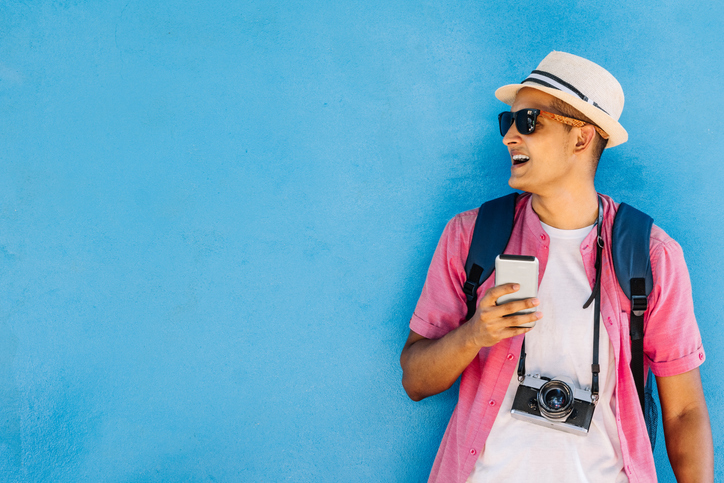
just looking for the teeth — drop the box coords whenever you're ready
[512,154,530,163]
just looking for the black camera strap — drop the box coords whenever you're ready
[517,196,604,403]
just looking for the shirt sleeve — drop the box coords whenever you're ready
[409,210,477,340]
[644,226,705,377]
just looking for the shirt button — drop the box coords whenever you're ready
[507,353,515,361]
[699,352,704,361]
[470,448,477,455]
[489,400,496,407]
[540,234,546,240]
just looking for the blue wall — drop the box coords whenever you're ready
[0,1,721,481]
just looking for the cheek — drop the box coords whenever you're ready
[536,146,571,176]
[534,142,565,164]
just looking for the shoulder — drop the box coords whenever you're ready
[442,192,530,243]
[649,223,689,281]
[601,194,684,259]
[436,208,479,261]
[449,207,479,228]
[649,223,681,253]
[606,198,689,284]
[441,207,479,242]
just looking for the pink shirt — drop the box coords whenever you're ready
[410,193,705,483]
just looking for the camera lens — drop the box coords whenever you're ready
[537,380,574,421]
[544,388,567,410]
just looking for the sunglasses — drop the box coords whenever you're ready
[498,109,609,140]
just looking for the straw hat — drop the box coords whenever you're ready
[495,51,627,148]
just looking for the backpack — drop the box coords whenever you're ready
[461,193,658,449]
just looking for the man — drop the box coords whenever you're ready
[400,52,713,482]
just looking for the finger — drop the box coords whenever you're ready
[494,297,540,317]
[480,309,540,333]
[497,325,535,340]
[503,311,542,328]
[480,283,520,307]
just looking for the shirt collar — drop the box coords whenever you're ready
[519,192,617,249]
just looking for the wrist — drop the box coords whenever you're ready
[462,316,489,350]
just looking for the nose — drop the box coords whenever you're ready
[502,119,521,146]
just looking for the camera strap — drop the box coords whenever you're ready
[517,196,604,403]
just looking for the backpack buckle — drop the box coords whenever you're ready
[631,294,647,317]
[463,281,476,297]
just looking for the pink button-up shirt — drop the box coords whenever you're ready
[410,193,705,483]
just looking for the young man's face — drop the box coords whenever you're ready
[504,88,585,195]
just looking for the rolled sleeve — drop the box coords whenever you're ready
[648,345,705,377]
[644,228,705,377]
[410,312,451,340]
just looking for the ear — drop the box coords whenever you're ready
[573,124,597,154]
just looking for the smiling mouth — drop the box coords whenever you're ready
[512,154,530,165]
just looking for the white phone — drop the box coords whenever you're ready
[494,254,539,327]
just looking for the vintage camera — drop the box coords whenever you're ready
[510,374,596,436]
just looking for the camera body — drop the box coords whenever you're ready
[511,374,596,436]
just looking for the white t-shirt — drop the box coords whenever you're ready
[467,222,627,483]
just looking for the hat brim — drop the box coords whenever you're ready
[495,83,628,148]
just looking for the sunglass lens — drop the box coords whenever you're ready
[498,112,514,136]
[517,110,536,134]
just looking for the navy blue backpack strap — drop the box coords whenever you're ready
[611,202,656,447]
[463,193,518,321]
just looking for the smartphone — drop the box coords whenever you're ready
[494,254,539,327]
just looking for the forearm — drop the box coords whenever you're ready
[400,322,482,401]
[663,405,713,482]
[400,284,539,401]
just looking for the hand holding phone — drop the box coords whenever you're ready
[494,254,539,328]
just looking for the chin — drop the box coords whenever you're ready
[508,177,526,191]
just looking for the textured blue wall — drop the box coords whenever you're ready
[0,1,721,481]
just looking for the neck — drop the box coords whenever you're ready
[531,187,599,229]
